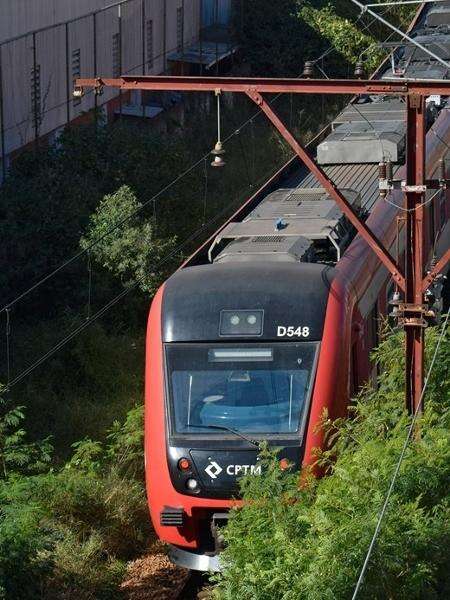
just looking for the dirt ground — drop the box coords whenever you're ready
[121,541,190,600]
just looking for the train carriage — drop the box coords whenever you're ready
[145,2,450,571]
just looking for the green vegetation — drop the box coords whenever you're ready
[299,3,385,73]
[0,2,433,597]
[238,0,416,77]
[0,399,149,599]
[80,185,177,294]
[214,325,450,599]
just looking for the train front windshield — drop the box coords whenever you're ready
[166,343,318,436]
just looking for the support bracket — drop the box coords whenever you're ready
[394,303,435,328]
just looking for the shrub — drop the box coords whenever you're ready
[0,402,149,600]
[215,325,450,599]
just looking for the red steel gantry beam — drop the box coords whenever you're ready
[76,75,450,413]
[77,75,450,97]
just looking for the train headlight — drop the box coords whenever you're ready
[220,309,264,336]
[186,478,199,491]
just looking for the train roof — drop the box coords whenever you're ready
[210,187,360,265]
[162,262,335,342]
[182,0,449,279]
[317,97,406,165]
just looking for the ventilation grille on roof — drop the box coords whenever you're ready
[284,193,324,202]
[252,236,286,243]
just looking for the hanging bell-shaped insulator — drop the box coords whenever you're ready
[379,161,387,198]
[354,60,365,79]
[211,141,226,168]
[389,290,402,318]
[73,86,84,99]
[302,61,314,79]
[439,158,446,182]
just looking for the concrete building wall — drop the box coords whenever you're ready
[0,0,114,41]
[0,0,201,171]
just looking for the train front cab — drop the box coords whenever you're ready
[144,261,359,571]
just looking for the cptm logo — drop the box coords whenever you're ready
[205,461,223,479]
[205,461,262,479]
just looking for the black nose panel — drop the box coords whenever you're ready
[190,449,261,492]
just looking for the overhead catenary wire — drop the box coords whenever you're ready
[383,185,444,213]
[351,0,450,69]
[0,119,329,397]
[1,0,404,315]
[0,197,241,395]
[0,92,282,314]
[351,309,450,600]
[0,151,297,397]
[365,0,447,7]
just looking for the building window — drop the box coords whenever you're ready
[30,63,41,122]
[112,32,121,78]
[146,19,154,70]
[72,49,81,107]
[177,7,184,53]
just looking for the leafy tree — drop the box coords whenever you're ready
[214,324,450,599]
[80,185,177,294]
[237,0,417,80]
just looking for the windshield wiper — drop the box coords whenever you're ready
[189,424,260,448]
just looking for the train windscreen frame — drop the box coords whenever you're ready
[165,342,319,439]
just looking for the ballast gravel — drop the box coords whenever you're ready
[121,541,190,599]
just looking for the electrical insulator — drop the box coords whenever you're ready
[73,86,84,99]
[429,255,437,271]
[386,159,393,182]
[379,161,387,198]
[354,61,365,79]
[211,141,226,168]
[392,290,401,304]
[302,61,314,79]
[388,290,402,320]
